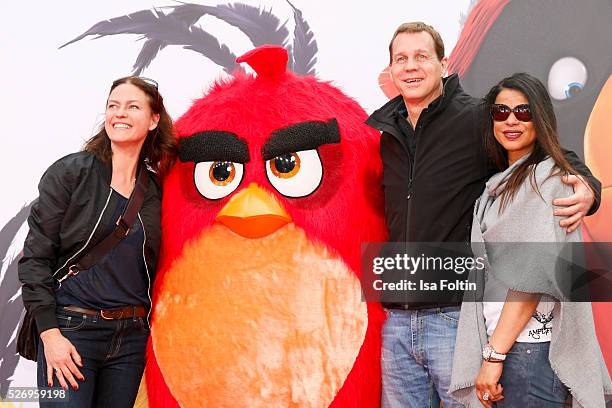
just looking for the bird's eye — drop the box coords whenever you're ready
[270,153,300,179]
[210,161,237,185]
[547,57,588,100]
[193,161,244,200]
[266,150,322,197]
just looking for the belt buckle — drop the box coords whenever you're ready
[100,310,123,320]
[68,265,80,277]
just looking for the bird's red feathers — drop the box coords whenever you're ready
[146,46,387,407]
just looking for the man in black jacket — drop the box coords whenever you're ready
[365,22,600,408]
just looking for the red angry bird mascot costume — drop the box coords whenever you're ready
[144,45,387,407]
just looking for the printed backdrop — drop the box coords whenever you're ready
[1,0,610,405]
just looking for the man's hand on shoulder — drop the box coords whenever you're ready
[553,175,594,233]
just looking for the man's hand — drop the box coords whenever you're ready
[475,361,504,407]
[553,175,594,233]
[40,328,84,390]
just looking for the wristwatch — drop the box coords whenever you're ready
[482,343,506,363]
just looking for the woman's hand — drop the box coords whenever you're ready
[40,328,85,390]
[478,291,541,406]
[475,361,504,407]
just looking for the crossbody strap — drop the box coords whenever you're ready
[57,167,150,284]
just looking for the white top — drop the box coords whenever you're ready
[483,272,555,342]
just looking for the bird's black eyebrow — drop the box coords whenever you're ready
[179,131,250,163]
[262,119,341,160]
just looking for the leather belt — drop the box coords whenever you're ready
[61,305,147,320]
[383,302,462,311]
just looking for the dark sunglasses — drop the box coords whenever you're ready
[490,104,532,122]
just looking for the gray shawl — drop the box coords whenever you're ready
[449,157,612,408]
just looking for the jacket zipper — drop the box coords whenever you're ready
[53,188,113,281]
[138,213,152,326]
[379,115,414,240]
[403,121,423,306]
[406,120,424,244]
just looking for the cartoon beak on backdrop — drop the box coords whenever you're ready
[215,183,292,238]
[584,74,612,242]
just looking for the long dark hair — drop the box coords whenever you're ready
[84,76,177,177]
[484,72,578,212]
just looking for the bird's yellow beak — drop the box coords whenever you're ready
[215,183,292,238]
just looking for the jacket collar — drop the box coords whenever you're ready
[91,152,146,186]
[366,73,462,132]
[89,152,113,184]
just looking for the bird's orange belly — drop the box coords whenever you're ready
[151,223,367,407]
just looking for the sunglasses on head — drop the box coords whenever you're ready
[112,76,159,91]
[136,77,162,104]
[139,76,159,89]
[490,104,532,122]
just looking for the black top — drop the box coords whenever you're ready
[18,151,161,333]
[56,190,150,309]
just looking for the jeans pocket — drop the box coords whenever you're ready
[57,313,87,332]
[381,318,406,364]
[437,308,460,325]
[136,317,150,333]
[551,370,570,401]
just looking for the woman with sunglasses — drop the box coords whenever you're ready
[19,76,176,407]
[450,73,612,407]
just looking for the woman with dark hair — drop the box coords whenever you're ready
[450,73,612,407]
[18,76,176,407]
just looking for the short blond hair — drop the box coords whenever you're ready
[388,22,445,64]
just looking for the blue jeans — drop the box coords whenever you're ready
[381,306,463,408]
[496,342,570,407]
[37,309,148,407]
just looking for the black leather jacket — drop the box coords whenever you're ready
[18,151,161,333]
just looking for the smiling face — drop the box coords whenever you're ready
[389,31,448,108]
[104,83,159,149]
[493,88,537,165]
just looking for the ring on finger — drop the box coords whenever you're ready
[483,392,490,401]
